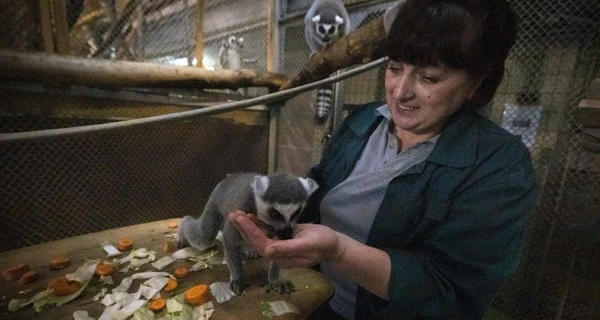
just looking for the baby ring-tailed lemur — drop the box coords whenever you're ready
[305,0,350,125]
[178,172,319,294]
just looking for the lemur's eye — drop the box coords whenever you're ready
[268,208,284,221]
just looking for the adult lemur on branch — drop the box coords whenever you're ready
[305,0,351,125]
[178,172,318,294]
[218,35,244,70]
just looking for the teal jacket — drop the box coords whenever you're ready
[305,102,536,319]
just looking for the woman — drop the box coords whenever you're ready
[230,0,537,319]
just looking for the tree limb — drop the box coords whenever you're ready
[280,16,387,91]
[0,50,289,90]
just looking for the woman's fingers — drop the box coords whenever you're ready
[230,213,274,255]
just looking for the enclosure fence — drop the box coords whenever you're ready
[1,0,599,319]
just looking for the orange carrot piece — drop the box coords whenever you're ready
[163,241,177,253]
[2,264,30,281]
[18,270,39,285]
[95,263,116,276]
[163,278,178,292]
[48,277,82,296]
[167,222,178,229]
[149,298,167,312]
[174,267,189,279]
[116,238,133,251]
[50,256,71,270]
[184,284,211,306]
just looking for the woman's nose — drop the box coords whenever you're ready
[392,74,416,101]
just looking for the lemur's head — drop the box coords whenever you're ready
[312,13,345,43]
[251,173,319,240]
[226,35,244,50]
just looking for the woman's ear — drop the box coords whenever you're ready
[468,71,490,100]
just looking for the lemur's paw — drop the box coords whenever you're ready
[268,280,295,295]
[243,246,260,260]
[230,279,246,295]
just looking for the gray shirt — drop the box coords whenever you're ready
[319,105,439,320]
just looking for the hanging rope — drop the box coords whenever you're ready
[0,57,388,142]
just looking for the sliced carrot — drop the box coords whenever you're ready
[162,278,178,292]
[18,270,39,285]
[116,238,133,251]
[167,222,178,229]
[174,267,189,279]
[95,263,116,276]
[48,277,82,296]
[50,256,71,270]
[184,284,211,306]
[163,241,177,253]
[149,298,167,312]
[2,264,30,281]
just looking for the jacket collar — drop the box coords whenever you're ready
[425,108,478,168]
[346,102,386,138]
[346,103,478,168]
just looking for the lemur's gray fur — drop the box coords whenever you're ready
[218,35,244,71]
[178,172,319,294]
[304,0,351,125]
[304,0,350,54]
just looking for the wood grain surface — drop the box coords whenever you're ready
[0,219,334,320]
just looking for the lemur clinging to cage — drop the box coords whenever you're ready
[305,0,351,125]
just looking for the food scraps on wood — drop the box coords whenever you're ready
[2,264,31,281]
[185,284,212,306]
[50,256,71,270]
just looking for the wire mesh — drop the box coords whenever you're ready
[0,0,600,319]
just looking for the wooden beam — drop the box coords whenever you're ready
[195,0,204,67]
[266,0,280,174]
[0,50,289,90]
[38,0,55,53]
[52,0,71,54]
[266,0,279,72]
[1,89,269,125]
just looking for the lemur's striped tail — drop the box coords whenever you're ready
[314,85,333,125]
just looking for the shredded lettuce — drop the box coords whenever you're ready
[111,299,147,320]
[151,256,174,270]
[188,250,220,271]
[98,302,122,320]
[209,282,236,304]
[132,306,156,320]
[102,243,122,258]
[66,259,99,283]
[73,310,95,320]
[170,247,202,260]
[260,300,299,319]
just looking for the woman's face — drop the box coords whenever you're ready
[385,60,482,139]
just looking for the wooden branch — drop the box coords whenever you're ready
[0,50,289,90]
[280,16,387,91]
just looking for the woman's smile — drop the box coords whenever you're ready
[385,60,483,147]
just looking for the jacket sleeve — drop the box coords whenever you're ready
[371,143,537,319]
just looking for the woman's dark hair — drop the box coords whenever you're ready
[386,0,520,110]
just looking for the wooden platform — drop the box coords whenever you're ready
[0,219,334,320]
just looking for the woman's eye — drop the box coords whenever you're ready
[420,75,440,84]
[387,67,402,74]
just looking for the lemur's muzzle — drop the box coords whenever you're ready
[275,227,294,240]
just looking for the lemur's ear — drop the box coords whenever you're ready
[298,177,319,196]
[251,175,270,197]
